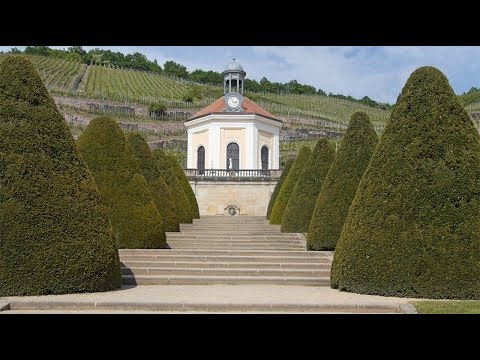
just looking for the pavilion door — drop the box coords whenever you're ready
[226,143,239,170]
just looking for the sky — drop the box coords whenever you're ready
[1,46,479,104]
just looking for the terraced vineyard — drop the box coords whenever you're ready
[84,64,222,106]
[0,54,389,125]
[252,93,389,125]
[0,54,86,94]
[1,53,479,128]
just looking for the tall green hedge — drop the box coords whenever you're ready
[77,116,166,248]
[152,149,193,224]
[0,55,121,296]
[127,133,179,232]
[269,146,312,224]
[266,158,294,220]
[331,66,480,299]
[282,139,334,233]
[167,154,200,219]
[308,113,378,250]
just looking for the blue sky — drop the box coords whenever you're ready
[1,46,479,104]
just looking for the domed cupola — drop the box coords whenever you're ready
[222,58,246,95]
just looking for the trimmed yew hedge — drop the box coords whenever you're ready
[166,155,200,219]
[307,113,378,250]
[0,55,121,296]
[77,116,166,248]
[127,133,179,232]
[152,149,193,224]
[282,139,334,233]
[266,158,294,220]
[331,66,480,299]
[269,146,311,224]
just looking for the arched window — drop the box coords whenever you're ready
[197,146,205,175]
[226,143,239,170]
[261,146,269,170]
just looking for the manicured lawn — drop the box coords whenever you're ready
[413,301,480,314]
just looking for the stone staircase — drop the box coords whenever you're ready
[119,216,332,286]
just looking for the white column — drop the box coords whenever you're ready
[211,125,220,168]
[273,131,280,169]
[187,129,193,168]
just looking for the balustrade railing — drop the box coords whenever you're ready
[184,168,282,180]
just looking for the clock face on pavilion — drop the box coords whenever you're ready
[225,92,244,111]
[227,96,240,108]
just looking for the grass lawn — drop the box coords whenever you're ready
[412,301,480,314]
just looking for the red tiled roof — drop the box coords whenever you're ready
[188,96,276,121]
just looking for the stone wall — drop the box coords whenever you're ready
[190,180,278,216]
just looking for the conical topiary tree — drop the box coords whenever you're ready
[0,55,121,296]
[127,133,179,232]
[266,158,295,220]
[269,146,312,224]
[152,149,193,224]
[331,66,480,299]
[308,113,378,250]
[282,139,334,233]
[77,116,166,248]
[166,154,200,219]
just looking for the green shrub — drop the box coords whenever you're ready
[152,148,193,224]
[266,158,295,219]
[77,116,166,248]
[282,139,334,233]
[127,133,179,232]
[166,154,200,219]
[0,55,121,296]
[148,102,167,117]
[331,66,480,299]
[308,112,378,250]
[269,146,312,224]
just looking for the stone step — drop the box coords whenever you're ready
[190,219,268,225]
[183,222,276,225]
[5,301,402,313]
[167,237,303,242]
[118,249,330,257]
[122,275,330,286]
[166,234,296,239]
[119,216,332,287]
[189,222,272,229]
[170,231,284,236]
[173,230,284,238]
[121,267,330,277]
[194,216,266,221]
[166,245,306,251]
[120,260,331,269]
[166,241,304,247]
[180,225,279,229]
[166,239,304,244]
[119,254,330,263]
[166,235,300,240]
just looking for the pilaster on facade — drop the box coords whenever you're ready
[187,130,193,168]
[211,125,221,169]
[273,131,280,169]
